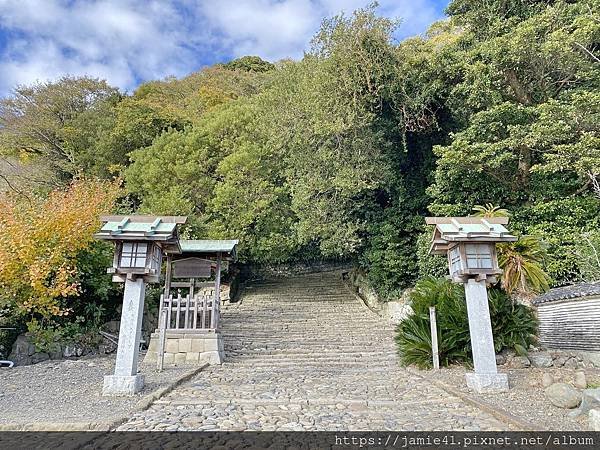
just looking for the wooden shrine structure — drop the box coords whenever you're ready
[145,239,238,368]
[161,239,238,332]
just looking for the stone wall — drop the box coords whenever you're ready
[345,269,412,325]
[499,348,600,369]
[8,333,117,366]
[144,331,224,366]
[240,260,353,281]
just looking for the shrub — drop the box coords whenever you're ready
[395,278,538,368]
[488,288,538,354]
[395,278,470,368]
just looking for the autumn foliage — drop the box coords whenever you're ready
[0,180,120,320]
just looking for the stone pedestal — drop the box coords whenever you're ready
[103,278,146,396]
[102,374,144,396]
[464,278,509,393]
[465,372,509,393]
[144,331,224,366]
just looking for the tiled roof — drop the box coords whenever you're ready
[532,283,600,305]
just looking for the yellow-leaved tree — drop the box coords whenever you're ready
[0,179,121,323]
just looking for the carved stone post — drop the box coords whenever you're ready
[103,278,146,395]
[464,279,508,392]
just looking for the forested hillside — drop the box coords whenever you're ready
[1,0,599,305]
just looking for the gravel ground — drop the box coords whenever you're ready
[0,353,191,428]
[427,365,600,431]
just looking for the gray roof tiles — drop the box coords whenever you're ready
[532,282,600,305]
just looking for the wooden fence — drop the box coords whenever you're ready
[160,292,220,331]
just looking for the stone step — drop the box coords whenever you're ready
[227,312,367,315]
[222,338,393,349]
[224,342,394,348]
[222,324,387,329]
[223,349,394,357]
[242,289,347,292]
[223,346,396,353]
[222,316,381,322]
[214,364,401,373]
[224,350,397,357]
[223,345,396,352]
[154,397,453,408]
[222,355,395,365]
[224,307,371,312]
[222,313,382,318]
[221,330,393,337]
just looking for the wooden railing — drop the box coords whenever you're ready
[160,292,220,331]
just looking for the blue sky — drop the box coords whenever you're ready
[0,1,449,96]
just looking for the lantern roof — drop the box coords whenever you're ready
[425,217,517,255]
[95,215,187,253]
[179,239,239,261]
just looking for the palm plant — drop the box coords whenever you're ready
[395,278,470,368]
[497,235,551,295]
[472,203,510,218]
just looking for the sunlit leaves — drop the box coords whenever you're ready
[0,179,120,319]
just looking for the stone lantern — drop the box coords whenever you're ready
[95,215,186,395]
[426,217,517,393]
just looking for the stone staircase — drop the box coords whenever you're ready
[119,271,507,431]
[223,272,396,359]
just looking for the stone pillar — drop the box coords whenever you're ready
[463,278,508,393]
[103,278,146,395]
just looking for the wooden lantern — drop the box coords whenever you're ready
[426,217,517,284]
[95,215,186,283]
[108,241,164,282]
[447,242,500,283]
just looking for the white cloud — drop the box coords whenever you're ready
[0,0,445,96]
[199,0,320,60]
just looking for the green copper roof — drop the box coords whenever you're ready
[95,215,186,246]
[179,239,239,254]
[99,220,177,236]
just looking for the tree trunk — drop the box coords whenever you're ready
[505,70,532,105]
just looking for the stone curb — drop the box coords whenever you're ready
[341,279,385,319]
[0,364,208,432]
[406,367,544,431]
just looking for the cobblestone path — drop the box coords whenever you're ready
[118,272,509,431]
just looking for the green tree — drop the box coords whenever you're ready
[223,56,275,73]
[0,76,120,181]
[427,0,600,285]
